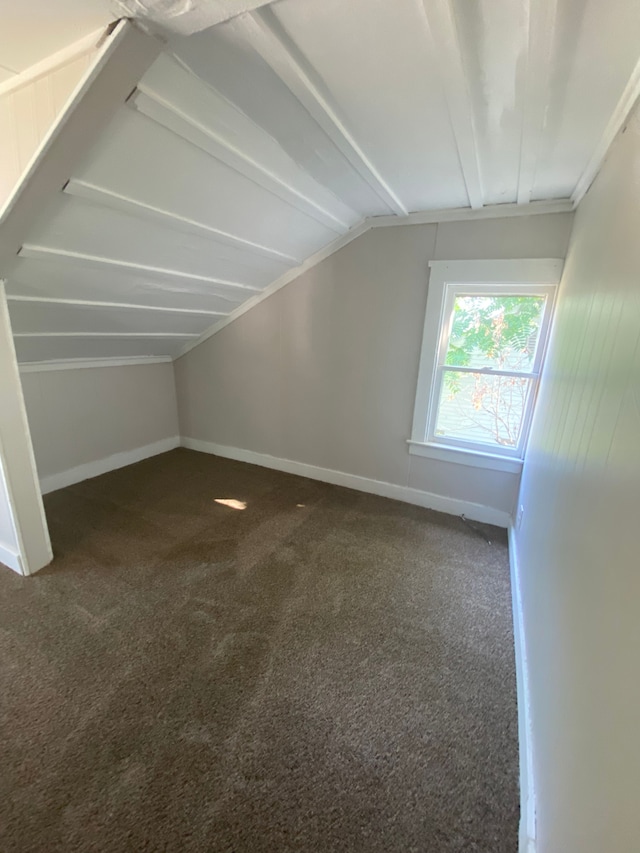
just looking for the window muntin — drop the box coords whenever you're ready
[410,260,561,465]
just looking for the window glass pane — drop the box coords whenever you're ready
[445,295,545,372]
[434,371,534,449]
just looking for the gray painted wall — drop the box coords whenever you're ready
[21,361,179,486]
[514,105,640,850]
[175,212,573,516]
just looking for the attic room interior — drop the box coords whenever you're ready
[0,0,638,851]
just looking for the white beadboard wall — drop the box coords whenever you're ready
[175,212,573,522]
[20,361,180,493]
[513,104,640,850]
[0,48,96,210]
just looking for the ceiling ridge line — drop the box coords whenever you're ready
[64,179,303,266]
[130,85,350,234]
[228,9,408,217]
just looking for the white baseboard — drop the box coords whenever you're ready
[0,541,23,575]
[181,437,511,527]
[39,436,181,494]
[508,524,537,853]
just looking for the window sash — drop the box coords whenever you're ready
[423,280,556,459]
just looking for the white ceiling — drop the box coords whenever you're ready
[4,0,640,363]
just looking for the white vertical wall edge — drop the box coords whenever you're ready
[0,284,52,574]
[39,436,181,495]
[180,437,511,527]
[508,524,537,853]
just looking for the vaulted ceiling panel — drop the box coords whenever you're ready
[3,2,640,365]
[530,0,640,202]
[8,300,214,336]
[13,335,189,364]
[169,23,397,215]
[21,196,290,290]
[71,106,341,257]
[451,0,527,206]
[257,0,470,213]
[4,258,243,315]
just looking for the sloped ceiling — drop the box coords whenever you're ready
[3,0,640,364]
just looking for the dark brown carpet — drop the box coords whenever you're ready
[0,449,518,852]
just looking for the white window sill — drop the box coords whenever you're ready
[406,440,523,474]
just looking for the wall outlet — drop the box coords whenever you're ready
[516,504,525,529]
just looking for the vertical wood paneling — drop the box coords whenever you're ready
[515,101,640,852]
[0,49,96,211]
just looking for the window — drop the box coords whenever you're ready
[409,259,562,472]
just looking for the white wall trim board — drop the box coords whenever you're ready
[369,199,574,229]
[229,8,408,217]
[419,0,484,210]
[7,295,226,317]
[64,179,302,265]
[181,437,511,527]
[0,21,161,262]
[517,0,558,205]
[0,542,23,575]
[0,28,106,98]
[19,356,172,373]
[508,524,537,853]
[130,88,350,234]
[571,52,640,205]
[39,435,180,495]
[179,220,370,356]
[18,245,259,296]
[407,440,523,474]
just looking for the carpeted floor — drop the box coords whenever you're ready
[0,449,518,852]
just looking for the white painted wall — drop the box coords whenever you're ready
[20,361,180,493]
[175,212,573,520]
[514,105,640,850]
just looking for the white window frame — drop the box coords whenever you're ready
[408,259,563,474]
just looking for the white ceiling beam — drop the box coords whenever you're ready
[19,356,173,373]
[64,179,301,265]
[420,0,484,210]
[14,332,198,339]
[517,0,558,206]
[228,9,408,217]
[0,21,161,270]
[369,198,575,228]
[572,53,640,206]
[17,245,260,299]
[130,89,350,233]
[6,295,227,317]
